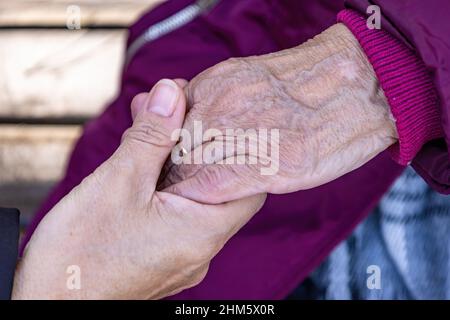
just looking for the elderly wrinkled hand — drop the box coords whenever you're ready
[161,24,398,204]
[12,79,265,300]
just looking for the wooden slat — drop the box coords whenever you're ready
[0,182,55,227]
[0,125,81,183]
[0,0,162,27]
[0,29,126,119]
[0,0,165,225]
[0,125,81,224]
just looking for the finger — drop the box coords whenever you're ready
[156,191,266,245]
[131,80,187,121]
[183,82,195,112]
[164,163,264,204]
[205,193,267,240]
[173,78,188,88]
[130,92,148,121]
[117,79,187,190]
[163,134,265,204]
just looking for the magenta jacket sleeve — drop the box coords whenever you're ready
[339,0,450,194]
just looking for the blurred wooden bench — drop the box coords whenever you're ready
[0,0,162,227]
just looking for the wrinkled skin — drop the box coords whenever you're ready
[12,80,265,300]
[161,24,398,204]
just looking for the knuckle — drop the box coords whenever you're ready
[216,57,242,72]
[123,118,173,148]
[187,78,210,106]
[188,58,243,105]
[176,243,214,273]
[175,263,209,292]
[189,246,213,265]
[190,265,209,287]
[184,81,196,107]
[193,237,225,263]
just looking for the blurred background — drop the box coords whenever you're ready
[0,0,162,232]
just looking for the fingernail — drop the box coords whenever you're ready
[146,79,179,117]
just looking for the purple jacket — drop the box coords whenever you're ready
[22,0,449,299]
[345,0,449,193]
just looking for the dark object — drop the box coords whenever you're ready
[0,208,20,300]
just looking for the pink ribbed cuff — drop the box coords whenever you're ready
[337,9,443,165]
